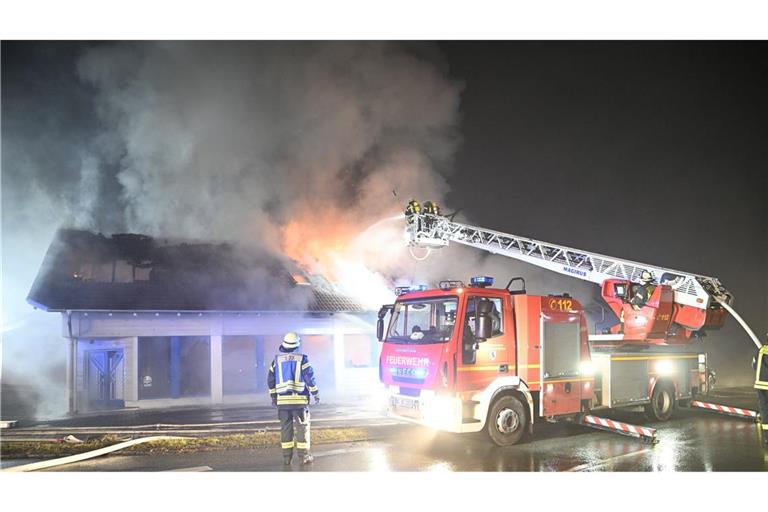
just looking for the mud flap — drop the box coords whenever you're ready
[580,414,658,444]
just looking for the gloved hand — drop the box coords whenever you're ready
[271,397,277,407]
[314,395,320,405]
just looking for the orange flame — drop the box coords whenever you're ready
[279,208,404,308]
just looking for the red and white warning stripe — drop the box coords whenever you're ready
[690,400,758,420]
[582,415,658,443]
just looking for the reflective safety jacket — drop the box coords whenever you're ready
[268,352,319,407]
[755,345,768,391]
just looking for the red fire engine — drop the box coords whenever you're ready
[376,205,761,445]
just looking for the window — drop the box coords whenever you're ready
[138,336,211,399]
[113,260,134,283]
[464,296,504,338]
[386,298,458,344]
[178,337,210,397]
[461,296,503,364]
[138,337,171,399]
[223,336,259,394]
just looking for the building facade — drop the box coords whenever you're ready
[29,230,381,414]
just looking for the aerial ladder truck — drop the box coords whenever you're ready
[376,204,762,445]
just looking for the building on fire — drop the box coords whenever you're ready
[27,229,379,414]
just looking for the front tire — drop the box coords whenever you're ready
[645,381,675,422]
[487,395,527,446]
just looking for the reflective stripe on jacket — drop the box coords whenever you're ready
[268,352,319,406]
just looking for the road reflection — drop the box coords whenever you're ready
[376,409,766,472]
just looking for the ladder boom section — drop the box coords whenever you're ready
[407,213,731,311]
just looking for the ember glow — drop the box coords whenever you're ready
[281,213,407,309]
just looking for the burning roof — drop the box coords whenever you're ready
[28,229,366,313]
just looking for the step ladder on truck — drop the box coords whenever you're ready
[375,202,762,446]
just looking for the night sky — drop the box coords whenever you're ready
[2,41,767,395]
[440,42,767,380]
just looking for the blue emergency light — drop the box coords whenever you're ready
[395,284,428,296]
[470,276,495,288]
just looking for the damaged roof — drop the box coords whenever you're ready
[28,229,366,313]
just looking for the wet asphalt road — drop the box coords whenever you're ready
[15,387,767,472]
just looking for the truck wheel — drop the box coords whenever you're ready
[645,382,674,422]
[487,395,527,446]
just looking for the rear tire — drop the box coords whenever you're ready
[487,395,527,446]
[645,381,675,422]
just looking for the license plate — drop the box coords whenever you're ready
[392,396,418,409]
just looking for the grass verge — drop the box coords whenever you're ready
[1,427,376,459]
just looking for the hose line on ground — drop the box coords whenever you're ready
[1,435,188,473]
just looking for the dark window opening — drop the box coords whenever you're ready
[223,336,260,394]
[138,337,171,399]
[178,336,211,397]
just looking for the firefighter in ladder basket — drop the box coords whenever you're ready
[269,332,320,465]
[630,270,657,310]
[753,340,768,447]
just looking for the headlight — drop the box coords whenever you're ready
[423,396,458,429]
[579,360,595,376]
[655,359,674,376]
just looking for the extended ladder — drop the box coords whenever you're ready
[407,213,730,311]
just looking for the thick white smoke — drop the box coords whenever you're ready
[2,42,465,417]
[77,42,463,250]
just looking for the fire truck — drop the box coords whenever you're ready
[376,205,762,445]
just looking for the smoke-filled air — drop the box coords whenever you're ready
[77,42,466,303]
[2,42,474,417]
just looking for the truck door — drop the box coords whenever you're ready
[457,295,510,389]
[540,318,583,417]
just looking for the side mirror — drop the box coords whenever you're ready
[377,304,393,342]
[377,318,385,342]
[474,300,494,341]
[475,315,493,341]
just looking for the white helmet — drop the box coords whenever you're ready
[281,332,301,351]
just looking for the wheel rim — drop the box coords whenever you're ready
[496,407,520,434]
[655,389,671,414]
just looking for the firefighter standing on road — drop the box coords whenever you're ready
[268,332,320,465]
[753,342,768,447]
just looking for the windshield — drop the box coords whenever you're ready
[385,297,458,344]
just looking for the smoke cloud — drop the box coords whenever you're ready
[75,42,462,250]
[2,42,465,418]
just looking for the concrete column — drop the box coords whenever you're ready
[67,338,77,414]
[333,329,345,394]
[210,335,223,403]
[123,337,139,403]
[255,336,266,392]
[170,337,181,398]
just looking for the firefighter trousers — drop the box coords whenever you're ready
[278,407,310,457]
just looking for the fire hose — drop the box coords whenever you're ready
[716,298,763,349]
[1,435,188,473]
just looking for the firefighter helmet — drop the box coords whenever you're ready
[281,332,301,352]
[423,201,440,215]
[639,270,654,284]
